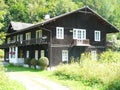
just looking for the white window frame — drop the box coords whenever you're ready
[36,30,42,39]
[35,50,38,60]
[26,32,31,40]
[62,50,68,62]
[94,31,101,41]
[73,29,86,40]
[91,50,97,60]
[41,50,45,57]
[17,35,19,41]
[26,51,29,58]
[56,27,64,39]
[20,34,23,41]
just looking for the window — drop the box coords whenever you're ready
[26,51,29,58]
[73,29,86,40]
[13,36,16,42]
[7,38,10,44]
[20,34,23,41]
[41,50,45,57]
[36,30,42,39]
[62,50,68,62]
[91,50,97,60]
[56,27,64,39]
[17,35,19,41]
[26,32,31,40]
[35,50,38,60]
[94,31,101,41]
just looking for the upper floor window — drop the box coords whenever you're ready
[7,38,10,44]
[20,34,23,41]
[36,30,42,39]
[17,35,19,41]
[56,27,64,39]
[13,36,16,42]
[26,32,31,40]
[94,31,101,41]
[73,29,86,40]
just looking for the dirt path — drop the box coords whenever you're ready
[7,72,70,90]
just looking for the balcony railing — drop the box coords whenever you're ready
[0,38,48,48]
[73,39,90,46]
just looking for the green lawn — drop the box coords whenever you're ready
[4,65,104,90]
[0,65,26,90]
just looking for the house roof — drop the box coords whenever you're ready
[10,21,34,31]
[8,6,119,35]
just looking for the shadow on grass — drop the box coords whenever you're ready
[5,65,42,72]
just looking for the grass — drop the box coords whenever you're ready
[5,62,120,90]
[5,50,120,90]
[0,65,26,90]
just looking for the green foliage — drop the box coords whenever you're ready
[0,49,4,58]
[53,51,120,90]
[100,50,120,63]
[7,63,14,67]
[24,58,31,67]
[24,58,31,64]
[38,57,49,70]
[0,64,26,90]
[30,58,37,69]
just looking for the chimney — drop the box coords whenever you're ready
[44,14,50,20]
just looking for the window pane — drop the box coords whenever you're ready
[62,50,68,62]
[56,27,64,39]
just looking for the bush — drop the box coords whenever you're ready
[100,50,120,63]
[24,58,31,67]
[30,58,37,69]
[38,57,49,70]
[53,54,120,89]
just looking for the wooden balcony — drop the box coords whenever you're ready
[0,38,48,48]
[73,39,90,46]
[17,38,48,46]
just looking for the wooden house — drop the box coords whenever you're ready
[0,6,119,66]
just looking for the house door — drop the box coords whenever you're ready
[35,50,38,60]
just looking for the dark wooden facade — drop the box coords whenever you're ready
[0,6,119,66]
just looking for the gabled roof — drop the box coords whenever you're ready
[10,21,34,31]
[8,6,119,35]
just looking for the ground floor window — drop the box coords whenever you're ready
[35,50,38,60]
[26,51,29,58]
[41,50,45,57]
[62,50,68,62]
[91,50,97,60]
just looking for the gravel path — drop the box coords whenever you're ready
[7,72,70,90]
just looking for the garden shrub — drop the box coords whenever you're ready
[38,57,49,70]
[30,58,37,69]
[100,50,120,63]
[53,52,120,89]
[24,58,31,67]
